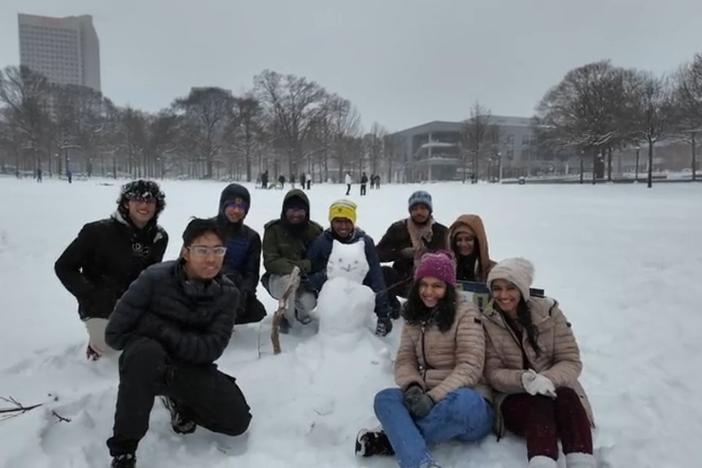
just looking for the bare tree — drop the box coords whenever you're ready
[254,70,327,177]
[462,102,498,183]
[673,52,702,181]
[364,122,387,176]
[535,61,634,184]
[227,95,263,181]
[629,72,675,188]
[173,87,234,179]
[0,66,50,172]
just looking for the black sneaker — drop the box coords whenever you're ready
[160,396,196,434]
[111,453,136,468]
[355,428,395,457]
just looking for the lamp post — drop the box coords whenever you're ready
[497,151,503,182]
[635,144,640,182]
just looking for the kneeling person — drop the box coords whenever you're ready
[105,218,251,468]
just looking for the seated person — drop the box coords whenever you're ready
[261,189,323,333]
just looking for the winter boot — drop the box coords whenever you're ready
[160,396,196,434]
[566,452,596,468]
[355,428,395,457]
[528,455,558,468]
[111,453,136,468]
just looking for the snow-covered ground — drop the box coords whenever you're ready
[0,177,700,468]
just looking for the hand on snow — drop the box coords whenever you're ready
[403,385,434,419]
[521,369,557,398]
[375,317,392,337]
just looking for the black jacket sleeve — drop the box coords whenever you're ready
[363,236,390,317]
[157,289,239,364]
[152,230,169,263]
[54,224,98,302]
[376,222,406,263]
[105,269,154,350]
[240,230,261,298]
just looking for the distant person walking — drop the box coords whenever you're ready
[345,172,352,196]
[261,170,269,189]
[360,172,368,196]
[306,173,312,190]
[36,167,43,183]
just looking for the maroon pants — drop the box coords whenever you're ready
[501,387,592,461]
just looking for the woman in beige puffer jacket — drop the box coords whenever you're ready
[483,258,595,468]
[355,252,493,468]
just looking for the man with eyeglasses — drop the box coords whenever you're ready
[55,179,168,361]
[215,183,266,325]
[261,189,323,333]
[104,218,251,468]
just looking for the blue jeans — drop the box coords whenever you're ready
[374,387,493,468]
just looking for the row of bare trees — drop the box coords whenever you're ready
[533,55,702,187]
[0,66,396,182]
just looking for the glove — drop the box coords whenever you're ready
[403,385,434,419]
[521,369,557,398]
[400,247,415,259]
[375,316,392,337]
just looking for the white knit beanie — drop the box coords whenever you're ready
[487,257,535,301]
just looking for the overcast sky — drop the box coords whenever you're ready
[1,0,701,131]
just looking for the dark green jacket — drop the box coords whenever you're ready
[261,189,323,276]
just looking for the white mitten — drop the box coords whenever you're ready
[521,369,557,398]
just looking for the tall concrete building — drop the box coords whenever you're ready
[18,13,101,92]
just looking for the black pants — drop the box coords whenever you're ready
[235,294,267,324]
[107,337,251,456]
[360,184,367,195]
[346,184,351,195]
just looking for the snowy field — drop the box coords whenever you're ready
[0,176,700,468]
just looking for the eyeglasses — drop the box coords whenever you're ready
[187,245,227,257]
[126,194,157,204]
[225,202,249,212]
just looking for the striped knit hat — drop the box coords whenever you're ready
[328,199,357,224]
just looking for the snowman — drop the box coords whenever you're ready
[294,240,393,445]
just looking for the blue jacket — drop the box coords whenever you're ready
[306,227,389,319]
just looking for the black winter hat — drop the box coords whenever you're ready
[117,179,166,217]
[219,183,251,214]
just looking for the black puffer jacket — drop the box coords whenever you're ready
[375,219,448,280]
[55,212,168,319]
[105,260,239,365]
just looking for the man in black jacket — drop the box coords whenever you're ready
[375,190,448,318]
[55,180,168,360]
[105,218,251,468]
[216,183,266,325]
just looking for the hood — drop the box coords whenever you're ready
[218,183,250,215]
[280,189,311,221]
[448,214,491,280]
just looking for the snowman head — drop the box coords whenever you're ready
[326,240,369,284]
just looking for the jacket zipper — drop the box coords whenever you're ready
[420,323,429,382]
